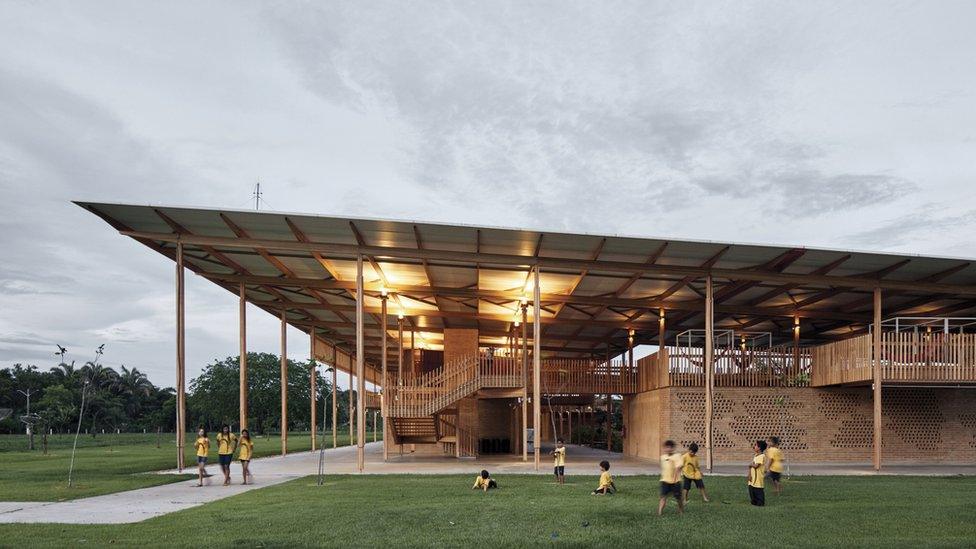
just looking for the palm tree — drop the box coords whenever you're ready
[114,365,153,417]
[51,361,77,383]
[80,362,119,390]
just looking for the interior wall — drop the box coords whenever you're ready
[443,328,479,365]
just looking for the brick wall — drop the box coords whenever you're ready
[622,388,670,459]
[624,386,976,463]
[443,328,479,365]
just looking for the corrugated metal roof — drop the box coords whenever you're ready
[76,201,976,364]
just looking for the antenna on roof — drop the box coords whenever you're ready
[253,181,262,210]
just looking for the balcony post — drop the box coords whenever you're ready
[873,287,883,471]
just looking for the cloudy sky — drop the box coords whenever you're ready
[1,1,975,389]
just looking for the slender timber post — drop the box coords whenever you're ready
[704,275,715,472]
[381,292,388,461]
[239,282,248,430]
[310,332,317,451]
[280,311,288,455]
[356,254,366,472]
[658,309,666,381]
[348,367,354,445]
[331,344,338,449]
[175,241,186,471]
[397,314,404,456]
[605,342,611,454]
[793,315,801,373]
[521,303,528,462]
[532,266,542,471]
[873,287,883,471]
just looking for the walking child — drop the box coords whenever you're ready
[681,442,709,503]
[748,440,767,506]
[766,436,784,494]
[238,429,253,485]
[194,427,209,487]
[658,440,684,515]
[591,460,615,495]
[216,424,238,486]
[551,438,566,485]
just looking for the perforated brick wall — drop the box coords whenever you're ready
[624,387,976,463]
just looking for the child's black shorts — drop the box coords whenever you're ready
[767,471,782,481]
[682,477,704,490]
[553,466,565,476]
[749,485,765,506]
[660,481,682,499]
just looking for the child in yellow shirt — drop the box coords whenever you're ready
[551,439,566,485]
[193,427,210,487]
[658,440,684,515]
[591,460,615,495]
[681,442,710,503]
[238,429,254,485]
[472,469,497,491]
[748,440,767,506]
[766,436,785,495]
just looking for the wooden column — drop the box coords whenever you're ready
[521,303,528,462]
[310,332,317,451]
[410,329,416,381]
[331,345,338,449]
[356,254,366,472]
[381,294,388,461]
[532,266,542,470]
[658,309,666,380]
[605,343,611,454]
[873,287,883,471]
[280,310,288,456]
[175,242,186,471]
[793,315,801,369]
[239,282,248,430]
[348,367,354,444]
[628,329,635,381]
[704,275,715,472]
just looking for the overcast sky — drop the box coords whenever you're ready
[2,1,975,389]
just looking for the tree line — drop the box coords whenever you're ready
[0,351,355,438]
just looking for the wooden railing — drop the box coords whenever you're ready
[363,390,382,410]
[436,414,478,458]
[811,332,976,386]
[537,359,638,394]
[636,346,811,389]
[810,334,873,386]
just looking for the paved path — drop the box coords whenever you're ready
[3,442,974,524]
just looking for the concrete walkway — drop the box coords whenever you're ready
[2,442,973,524]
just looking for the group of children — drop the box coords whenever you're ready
[657,436,785,513]
[193,425,254,487]
[470,436,787,514]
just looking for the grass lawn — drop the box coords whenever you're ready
[0,431,364,501]
[2,474,974,547]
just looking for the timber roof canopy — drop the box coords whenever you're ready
[78,201,976,371]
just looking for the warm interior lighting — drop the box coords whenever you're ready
[397,310,404,320]
[380,287,388,297]
[520,295,528,306]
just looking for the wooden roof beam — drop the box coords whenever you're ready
[117,230,976,296]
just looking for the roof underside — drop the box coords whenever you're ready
[77,202,976,372]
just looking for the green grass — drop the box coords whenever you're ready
[2,474,974,548]
[0,431,363,502]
